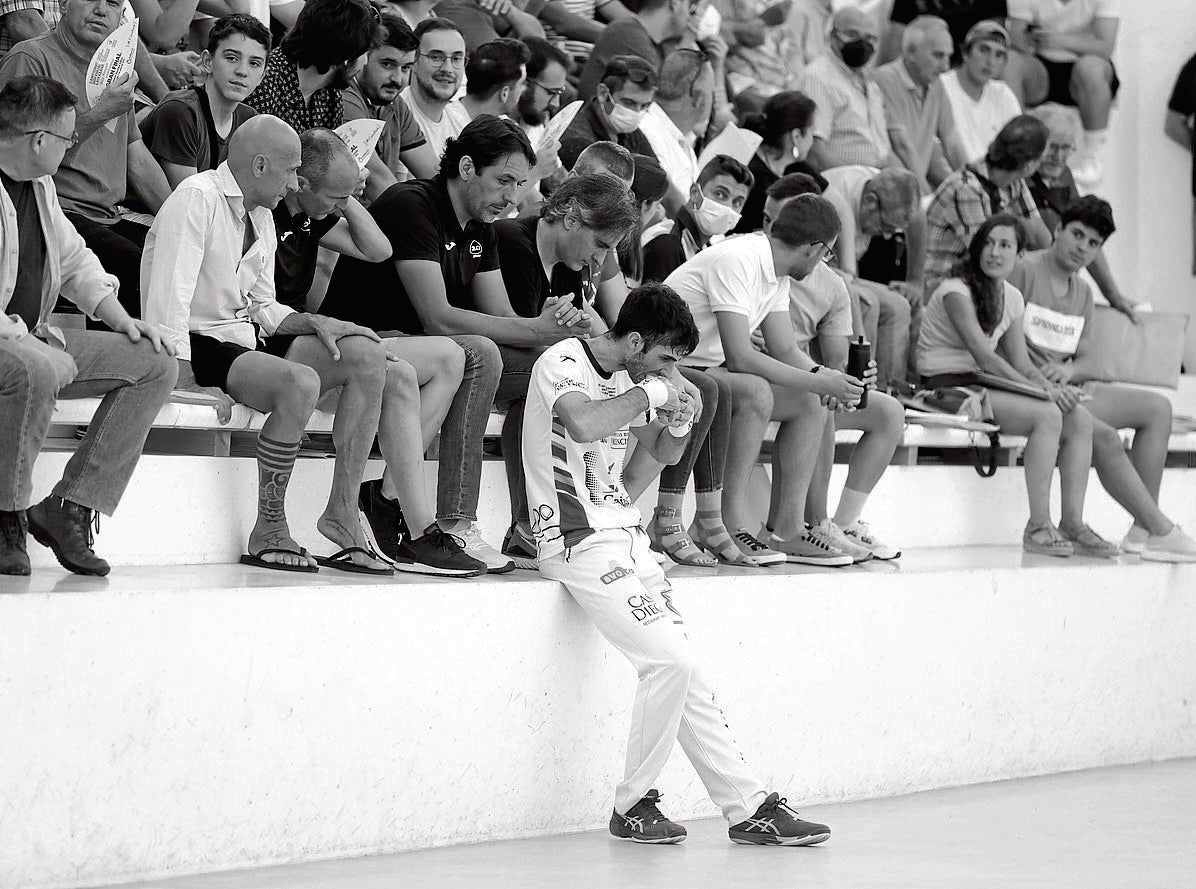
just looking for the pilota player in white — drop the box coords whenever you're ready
[522,283,832,847]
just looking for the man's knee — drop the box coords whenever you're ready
[384,356,419,399]
[1091,417,1123,453]
[731,372,773,418]
[1141,391,1172,429]
[429,338,467,383]
[4,347,63,403]
[453,334,503,375]
[1072,54,1112,92]
[277,362,322,414]
[865,390,904,432]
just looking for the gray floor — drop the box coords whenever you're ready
[112,759,1196,889]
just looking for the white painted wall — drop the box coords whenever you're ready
[1099,0,1196,365]
[2,561,1194,888]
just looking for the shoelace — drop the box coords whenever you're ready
[760,795,801,819]
[637,791,669,823]
[805,528,837,552]
[424,526,465,553]
[733,531,768,552]
[848,521,874,544]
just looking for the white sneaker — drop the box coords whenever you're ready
[765,529,853,567]
[452,523,516,574]
[1141,524,1196,563]
[1121,523,1149,554]
[841,519,901,560]
[813,519,872,563]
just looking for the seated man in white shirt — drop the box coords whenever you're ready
[142,115,394,576]
[940,21,1023,169]
[1008,195,1196,562]
[665,194,871,565]
[638,46,714,213]
[761,173,904,562]
[402,19,472,161]
[821,164,923,389]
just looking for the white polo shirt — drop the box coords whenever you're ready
[939,70,1022,165]
[665,232,791,368]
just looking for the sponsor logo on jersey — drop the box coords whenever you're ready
[469,239,483,258]
[626,592,663,625]
[600,562,635,585]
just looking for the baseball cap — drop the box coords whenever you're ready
[964,20,1009,48]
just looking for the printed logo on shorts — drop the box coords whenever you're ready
[626,593,663,625]
[601,562,634,585]
[469,239,483,258]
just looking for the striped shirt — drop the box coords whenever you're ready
[0,0,59,55]
[799,52,892,168]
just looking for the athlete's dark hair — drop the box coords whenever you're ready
[741,90,817,149]
[0,75,75,137]
[207,13,272,56]
[281,0,383,73]
[697,154,754,189]
[466,38,531,98]
[524,35,570,79]
[611,282,700,356]
[378,11,417,53]
[954,213,1026,334]
[440,114,535,178]
[766,171,824,200]
[1059,194,1115,241]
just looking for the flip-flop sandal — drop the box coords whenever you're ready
[240,547,319,573]
[315,546,395,576]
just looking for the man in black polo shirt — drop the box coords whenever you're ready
[277,127,484,576]
[323,114,592,570]
[560,55,660,171]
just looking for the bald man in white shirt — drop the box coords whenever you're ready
[143,115,392,575]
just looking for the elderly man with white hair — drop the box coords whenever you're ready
[1024,102,1136,320]
[871,14,960,195]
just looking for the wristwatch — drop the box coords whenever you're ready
[810,365,823,374]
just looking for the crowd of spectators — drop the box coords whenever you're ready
[4,0,1196,585]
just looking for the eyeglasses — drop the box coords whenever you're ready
[603,57,657,88]
[25,129,78,148]
[417,49,467,68]
[528,78,564,98]
[815,240,837,264]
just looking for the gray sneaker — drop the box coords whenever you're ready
[767,529,853,567]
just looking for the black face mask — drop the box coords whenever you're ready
[839,38,875,68]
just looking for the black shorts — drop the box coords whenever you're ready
[1041,56,1120,107]
[189,333,298,391]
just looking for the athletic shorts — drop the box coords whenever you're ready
[189,333,298,391]
[1040,56,1120,107]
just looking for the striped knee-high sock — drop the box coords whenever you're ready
[256,435,301,524]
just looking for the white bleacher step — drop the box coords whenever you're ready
[3,551,1194,888]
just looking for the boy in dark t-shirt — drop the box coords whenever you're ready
[141,14,272,189]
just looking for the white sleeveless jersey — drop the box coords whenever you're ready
[522,338,650,560]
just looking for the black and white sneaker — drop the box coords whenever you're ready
[728,793,830,846]
[501,523,539,571]
[609,790,687,844]
[398,525,487,577]
[358,478,410,564]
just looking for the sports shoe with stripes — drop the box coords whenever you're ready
[729,792,831,846]
[609,790,687,844]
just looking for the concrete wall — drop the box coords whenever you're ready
[2,559,1194,888]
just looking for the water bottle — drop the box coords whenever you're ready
[846,335,871,409]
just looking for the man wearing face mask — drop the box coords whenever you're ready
[560,55,660,171]
[639,47,714,213]
[642,154,753,283]
[798,6,901,172]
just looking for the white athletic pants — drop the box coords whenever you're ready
[539,527,768,824]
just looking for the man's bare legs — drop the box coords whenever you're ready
[283,335,387,569]
[1086,385,1173,536]
[705,368,773,535]
[226,352,323,569]
[765,388,826,543]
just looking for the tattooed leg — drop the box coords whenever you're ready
[247,435,313,568]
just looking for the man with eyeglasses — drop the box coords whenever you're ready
[515,36,570,142]
[560,54,659,170]
[798,6,901,172]
[341,10,440,197]
[821,164,924,389]
[0,76,178,577]
[0,0,173,324]
[402,18,472,162]
[246,0,383,134]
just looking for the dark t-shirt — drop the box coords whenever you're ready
[1168,52,1196,196]
[140,88,257,173]
[273,198,340,311]
[1,170,46,328]
[734,155,826,234]
[321,177,499,334]
[890,0,1007,63]
[494,216,590,317]
[1027,167,1080,234]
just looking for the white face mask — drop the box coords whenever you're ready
[607,102,646,134]
[693,195,741,237]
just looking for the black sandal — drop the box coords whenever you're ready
[240,547,319,573]
[315,546,394,576]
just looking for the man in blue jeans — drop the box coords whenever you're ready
[0,76,177,577]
